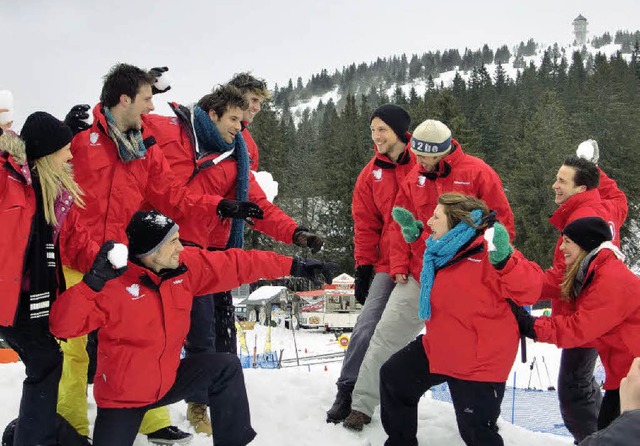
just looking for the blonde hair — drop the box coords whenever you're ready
[33,155,85,226]
[438,193,490,230]
[560,248,588,301]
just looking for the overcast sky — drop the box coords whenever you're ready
[2,0,639,128]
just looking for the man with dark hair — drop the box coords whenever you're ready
[56,63,249,444]
[326,104,415,423]
[227,72,270,171]
[542,145,628,443]
[50,210,337,446]
[143,83,323,434]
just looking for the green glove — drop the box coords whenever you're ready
[392,207,424,243]
[489,222,513,265]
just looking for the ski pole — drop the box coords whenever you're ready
[289,305,300,366]
[542,356,556,391]
[534,357,543,390]
[527,357,536,389]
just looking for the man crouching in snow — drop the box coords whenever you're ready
[49,210,337,446]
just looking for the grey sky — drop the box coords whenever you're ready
[2,0,639,128]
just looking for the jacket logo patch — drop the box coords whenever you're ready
[467,257,482,263]
[126,283,145,300]
[372,168,383,181]
[173,279,184,285]
[89,132,100,146]
[453,181,470,185]
[417,176,426,187]
[170,117,179,125]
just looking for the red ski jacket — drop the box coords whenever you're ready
[390,140,515,282]
[59,105,222,272]
[543,170,627,317]
[534,249,640,390]
[423,238,542,382]
[352,142,415,273]
[242,125,259,171]
[49,247,294,408]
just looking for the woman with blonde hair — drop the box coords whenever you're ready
[0,111,86,445]
[510,216,640,432]
[381,193,542,446]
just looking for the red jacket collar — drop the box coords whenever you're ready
[549,189,601,230]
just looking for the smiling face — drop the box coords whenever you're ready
[427,204,450,240]
[242,92,263,124]
[143,231,184,272]
[119,84,154,131]
[370,117,405,159]
[553,165,586,205]
[210,105,243,144]
[559,235,585,267]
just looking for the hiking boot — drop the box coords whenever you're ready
[147,426,192,445]
[326,390,352,423]
[187,402,213,435]
[343,410,372,431]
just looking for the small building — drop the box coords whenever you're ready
[244,285,293,327]
[572,14,588,46]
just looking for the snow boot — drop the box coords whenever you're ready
[343,410,372,431]
[187,402,212,435]
[326,390,352,423]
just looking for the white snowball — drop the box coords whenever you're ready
[107,243,128,268]
[576,141,595,160]
[0,90,14,125]
[154,72,172,92]
[252,170,278,203]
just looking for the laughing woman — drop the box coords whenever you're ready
[0,112,85,445]
[510,216,640,432]
[380,193,543,446]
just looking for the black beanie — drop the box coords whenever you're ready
[20,111,73,161]
[126,210,180,259]
[370,104,411,143]
[562,217,612,253]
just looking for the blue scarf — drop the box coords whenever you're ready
[193,105,249,248]
[103,107,147,163]
[419,209,483,320]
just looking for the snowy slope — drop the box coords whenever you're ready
[0,325,574,446]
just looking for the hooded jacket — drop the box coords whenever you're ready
[423,237,542,382]
[352,140,415,274]
[390,140,515,282]
[59,104,222,272]
[534,248,640,390]
[543,170,627,317]
[49,247,294,408]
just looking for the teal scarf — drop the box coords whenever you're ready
[419,209,483,320]
[103,107,147,163]
[193,105,249,248]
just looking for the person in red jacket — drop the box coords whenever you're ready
[56,64,260,443]
[49,210,335,446]
[542,149,627,443]
[326,104,415,423]
[144,84,323,433]
[0,112,89,445]
[510,216,640,433]
[344,119,515,430]
[380,193,542,446]
[228,72,270,171]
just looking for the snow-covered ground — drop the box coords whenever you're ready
[0,323,577,445]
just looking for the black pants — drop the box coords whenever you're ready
[92,353,256,446]
[558,347,602,442]
[185,291,237,404]
[598,388,620,431]
[380,336,505,446]
[0,324,62,446]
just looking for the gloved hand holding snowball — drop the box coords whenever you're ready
[149,66,172,95]
[83,241,128,291]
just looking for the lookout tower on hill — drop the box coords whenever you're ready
[573,14,588,46]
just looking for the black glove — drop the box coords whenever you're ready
[83,240,128,292]
[292,227,324,254]
[507,299,537,340]
[64,104,91,136]
[290,258,340,285]
[149,66,171,95]
[354,265,374,305]
[217,199,264,220]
